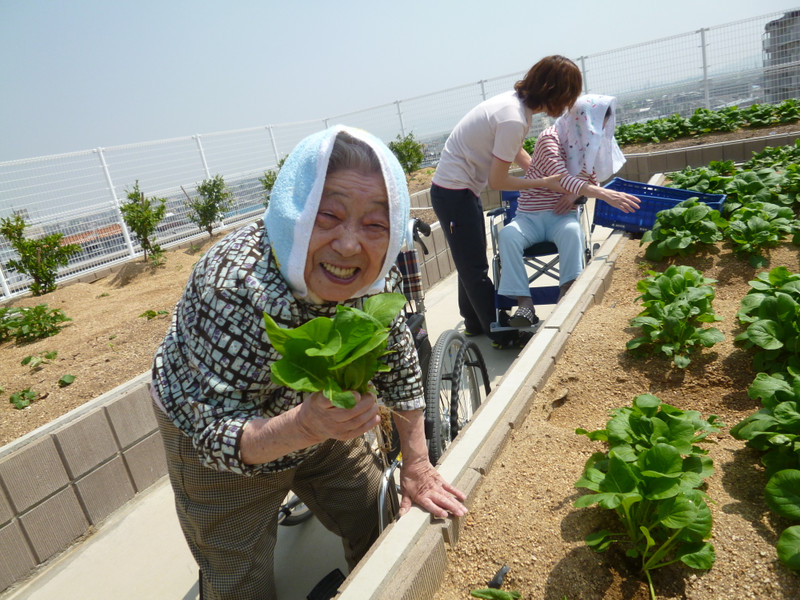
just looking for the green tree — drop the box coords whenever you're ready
[258,155,287,208]
[388,132,424,175]
[0,214,81,296]
[120,181,167,263]
[185,174,234,237]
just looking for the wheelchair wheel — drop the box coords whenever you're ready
[424,330,490,464]
[278,492,313,526]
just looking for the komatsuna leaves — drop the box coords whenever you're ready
[263,292,406,408]
[765,469,800,520]
[776,525,800,570]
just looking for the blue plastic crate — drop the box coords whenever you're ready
[593,177,726,233]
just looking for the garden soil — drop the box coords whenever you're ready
[1,125,799,599]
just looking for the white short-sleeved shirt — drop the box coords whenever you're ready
[433,91,532,197]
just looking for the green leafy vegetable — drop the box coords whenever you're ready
[9,388,37,410]
[263,292,407,409]
[640,198,727,261]
[470,589,521,600]
[626,265,724,368]
[575,394,720,600]
[58,374,76,387]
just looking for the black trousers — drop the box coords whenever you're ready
[430,184,509,342]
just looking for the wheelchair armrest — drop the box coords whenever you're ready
[574,196,588,206]
[487,207,506,218]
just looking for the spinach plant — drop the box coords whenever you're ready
[640,198,727,261]
[725,201,799,268]
[626,265,724,368]
[765,469,800,570]
[730,371,800,475]
[735,267,800,374]
[9,388,37,410]
[263,292,407,409]
[575,394,720,600]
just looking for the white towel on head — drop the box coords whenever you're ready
[555,94,625,183]
[263,125,410,300]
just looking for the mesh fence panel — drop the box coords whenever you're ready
[1,9,798,299]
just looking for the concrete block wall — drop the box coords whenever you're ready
[0,375,165,593]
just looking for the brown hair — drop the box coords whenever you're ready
[514,55,583,115]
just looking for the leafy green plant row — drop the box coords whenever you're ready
[0,304,71,344]
[615,99,800,146]
[574,393,721,600]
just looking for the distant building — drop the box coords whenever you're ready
[763,10,800,103]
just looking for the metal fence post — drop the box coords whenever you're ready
[194,134,212,179]
[267,125,280,165]
[699,28,711,109]
[579,56,589,93]
[479,80,487,102]
[0,262,11,298]
[95,148,136,258]
[395,101,405,138]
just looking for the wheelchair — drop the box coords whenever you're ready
[487,190,594,334]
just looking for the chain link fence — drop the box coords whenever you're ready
[2,8,799,300]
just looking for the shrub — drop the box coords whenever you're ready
[185,174,234,237]
[258,156,287,208]
[121,181,167,263]
[0,214,81,296]
[388,132,424,175]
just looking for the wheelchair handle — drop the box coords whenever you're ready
[408,217,431,255]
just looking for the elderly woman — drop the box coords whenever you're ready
[151,125,466,600]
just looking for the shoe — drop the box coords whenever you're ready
[509,306,539,328]
[491,329,535,350]
[463,328,482,337]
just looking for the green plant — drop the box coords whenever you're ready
[58,374,76,387]
[725,201,799,268]
[387,132,424,175]
[640,198,727,261]
[626,265,724,368]
[575,394,721,600]
[0,304,71,344]
[764,469,800,570]
[263,292,406,409]
[258,156,287,207]
[120,181,167,263]
[0,214,81,296]
[9,388,37,410]
[731,371,800,475]
[139,309,169,320]
[470,589,521,599]
[185,174,234,237]
[21,350,57,371]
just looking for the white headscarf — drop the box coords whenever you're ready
[263,125,410,300]
[554,94,626,183]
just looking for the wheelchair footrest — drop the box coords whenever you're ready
[495,285,559,309]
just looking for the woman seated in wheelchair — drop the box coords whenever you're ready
[497,94,641,328]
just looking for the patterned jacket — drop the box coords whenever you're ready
[152,222,424,475]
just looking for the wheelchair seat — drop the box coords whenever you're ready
[488,190,592,332]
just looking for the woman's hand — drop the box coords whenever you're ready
[600,189,641,214]
[241,390,380,465]
[296,390,381,444]
[398,456,468,519]
[553,192,580,215]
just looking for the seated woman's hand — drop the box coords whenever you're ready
[553,192,580,215]
[602,190,641,214]
[398,456,468,519]
[297,390,381,443]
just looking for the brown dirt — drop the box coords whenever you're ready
[1,126,799,598]
[437,239,800,600]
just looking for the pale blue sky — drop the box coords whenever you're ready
[1,0,798,162]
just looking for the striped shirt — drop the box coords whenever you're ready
[518,125,597,213]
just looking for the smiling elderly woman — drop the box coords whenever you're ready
[151,126,466,600]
